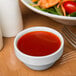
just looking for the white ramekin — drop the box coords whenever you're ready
[14,26,64,70]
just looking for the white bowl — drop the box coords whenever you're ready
[14,26,64,70]
[21,0,76,26]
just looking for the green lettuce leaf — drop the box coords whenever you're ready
[70,12,76,17]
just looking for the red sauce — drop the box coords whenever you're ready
[17,31,61,56]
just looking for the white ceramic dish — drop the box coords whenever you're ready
[21,0,76,26]
[14,26,64,70]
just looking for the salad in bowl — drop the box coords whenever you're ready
[32,0,76,17]
[21,0,76,25]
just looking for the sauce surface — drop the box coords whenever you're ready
[17,31,61,56]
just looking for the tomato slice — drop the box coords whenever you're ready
[64,1,76,14]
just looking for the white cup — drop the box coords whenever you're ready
[0,0,23,37]
[14,26,64,70]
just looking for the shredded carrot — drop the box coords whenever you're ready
[38,0,42,6]
[32,0,41,7]
[57,0,74,8]
[32,0,38,2]
[32,0,60,8]
[61,4,66,16]
[57,0,62,8]
[57,4,60,8]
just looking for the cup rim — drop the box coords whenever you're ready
[14,26,64,59]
